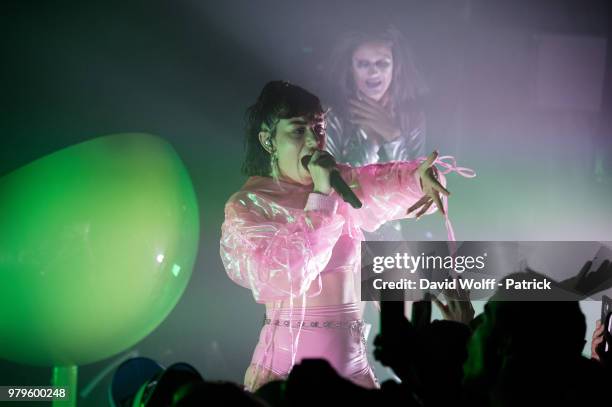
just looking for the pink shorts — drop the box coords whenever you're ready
[250,302,378,389]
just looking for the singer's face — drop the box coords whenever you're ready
[352,41,393,102]
[272,116,325,185]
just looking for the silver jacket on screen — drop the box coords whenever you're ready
[325,108,426,166]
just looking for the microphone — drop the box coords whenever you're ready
[301,154,362,209]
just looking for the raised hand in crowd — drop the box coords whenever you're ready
[591,316,612,368]
[432,277,475,325]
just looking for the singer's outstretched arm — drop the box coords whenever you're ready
[338,154,448,233]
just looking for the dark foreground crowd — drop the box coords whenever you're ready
[113,268,612,407]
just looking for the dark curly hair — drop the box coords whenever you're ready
[242,81,325,176]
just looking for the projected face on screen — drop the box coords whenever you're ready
[351,41,393,102]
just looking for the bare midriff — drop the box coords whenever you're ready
[255,263,366,391]
[265,268,360,313]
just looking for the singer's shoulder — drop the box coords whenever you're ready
[225,177,268,205]
[224,176,305,217]
[224,186,268,221]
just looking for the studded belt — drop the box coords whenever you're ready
[262,317,369,349]
[263,318,365,330]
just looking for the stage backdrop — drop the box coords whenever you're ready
[1,1,611,404]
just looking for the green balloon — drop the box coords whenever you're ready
[0,133,199,366]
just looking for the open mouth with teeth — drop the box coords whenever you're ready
[365,79,383,89]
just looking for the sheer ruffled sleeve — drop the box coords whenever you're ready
[339,160,446,233]
[220,191,345,303]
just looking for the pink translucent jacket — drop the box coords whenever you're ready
[220,158,471,304]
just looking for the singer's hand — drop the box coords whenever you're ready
[308,150,333,195]
[407,150,450,217]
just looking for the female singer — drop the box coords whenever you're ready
[220,80,453,391]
